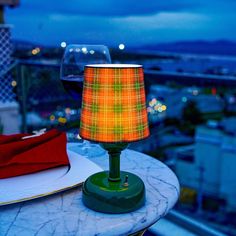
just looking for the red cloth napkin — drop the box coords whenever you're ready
[0,129,69,179]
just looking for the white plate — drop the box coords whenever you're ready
[0,150,102,206]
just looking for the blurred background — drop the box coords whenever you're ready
[1,0,236,235]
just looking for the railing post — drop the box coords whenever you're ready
[18,64,27,133]
[0,6,4,24]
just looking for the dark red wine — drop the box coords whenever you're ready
[61,76,83,102]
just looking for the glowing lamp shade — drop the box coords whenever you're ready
[80,64,149,142]
[80,64,149,214]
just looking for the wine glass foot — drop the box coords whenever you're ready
[77,144,106,157]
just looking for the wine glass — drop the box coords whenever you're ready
[60,44,111,156]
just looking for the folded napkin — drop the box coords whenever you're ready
[0,129,69,179]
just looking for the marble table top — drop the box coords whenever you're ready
[0,143,180,236]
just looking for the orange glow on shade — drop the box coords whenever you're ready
[80,65,150,143]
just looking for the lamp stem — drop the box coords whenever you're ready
[108,150,121,182]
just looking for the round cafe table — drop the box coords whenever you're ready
[0,143,179,236]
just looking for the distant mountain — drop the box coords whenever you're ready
[142,40,236,56]
[12,39,39,50]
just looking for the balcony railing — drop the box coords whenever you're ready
[0,60,233,235]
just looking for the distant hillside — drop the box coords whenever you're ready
[12,39,39,50]
[142,40,236,56]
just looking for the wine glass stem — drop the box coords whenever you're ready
[83,140,91,149]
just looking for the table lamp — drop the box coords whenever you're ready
[80,64,150,213]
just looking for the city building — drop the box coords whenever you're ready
[171,118,236,212]
[148,84,224,119]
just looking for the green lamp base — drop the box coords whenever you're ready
[82,171,145,213]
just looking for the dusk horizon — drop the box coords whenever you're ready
[4,0,236,48]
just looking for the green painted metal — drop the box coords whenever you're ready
[108,151,120,181]
[101,143,128,182]
[82,171,145,213]
[82,143,145,213]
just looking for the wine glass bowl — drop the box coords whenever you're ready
[60,44,111,156]
[60,45,111,102]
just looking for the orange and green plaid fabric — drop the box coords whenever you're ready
[80,65,150,142]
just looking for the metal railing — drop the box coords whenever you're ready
[0,59,233,235]
[145,69,236,88]
[165,210,227,236]
[0,60,18,77]
[1,59,78,132]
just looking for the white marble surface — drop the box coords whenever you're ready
[0,143,180,236]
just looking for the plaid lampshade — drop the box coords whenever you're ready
[80,64,150,143]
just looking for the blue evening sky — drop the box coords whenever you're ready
[5,0,236,48]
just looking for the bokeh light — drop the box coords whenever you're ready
[61,42,67,48]
[119,44,125,50]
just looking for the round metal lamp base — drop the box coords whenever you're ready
[82,171,145,213]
